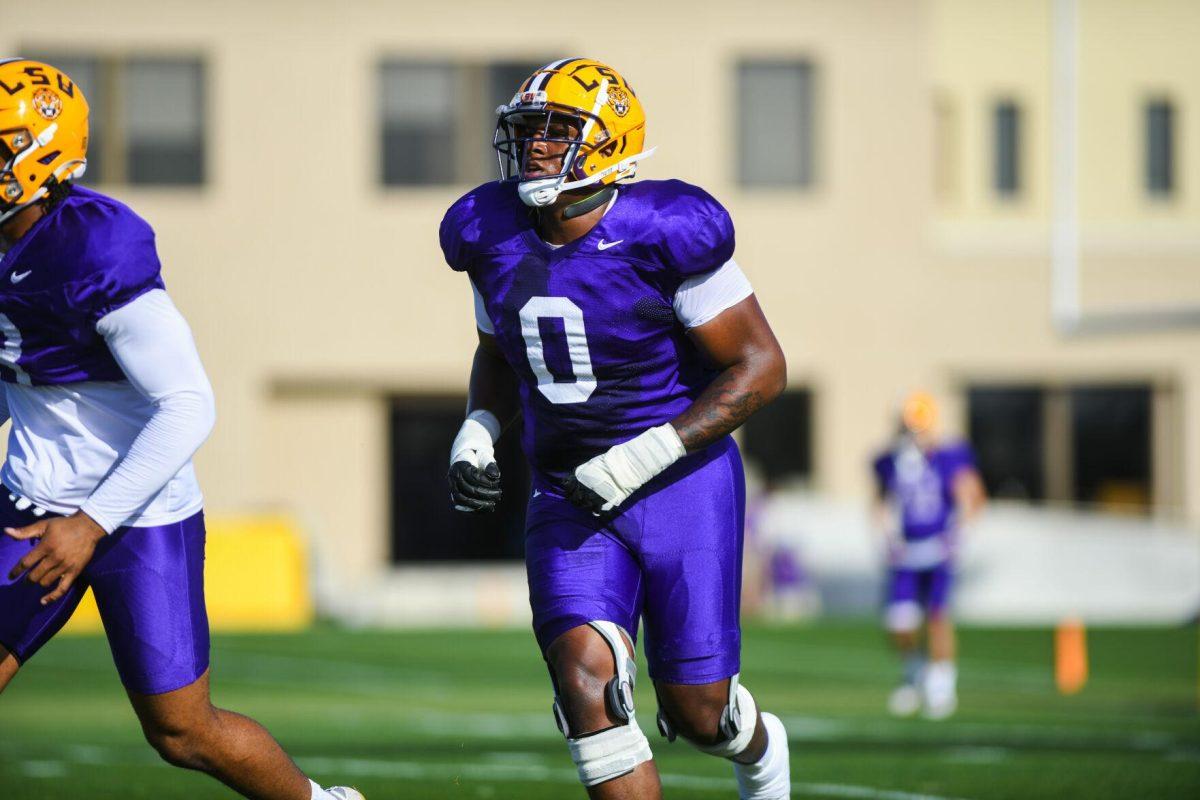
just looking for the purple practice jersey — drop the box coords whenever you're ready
[873,440,976,542]
[441,179,735,487]
[0,186,164,386]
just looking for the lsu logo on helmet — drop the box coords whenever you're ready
[493,58,655,208]
[0,58,89,224]
[31,88,63,120]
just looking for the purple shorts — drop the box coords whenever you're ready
[526,436,745,685]
[883,562,953,632]
[0,492,209,696]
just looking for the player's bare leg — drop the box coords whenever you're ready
[927,612,956,662]
[128,669,353,800]
[656,679,790,800]
[922,612,958,719]
[547,625,662,800]
[0,642,20,694]
[655,680,768,762]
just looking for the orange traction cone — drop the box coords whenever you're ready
[1056,617,1088,695]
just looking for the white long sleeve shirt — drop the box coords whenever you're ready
[0,289,215,532]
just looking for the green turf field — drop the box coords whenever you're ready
[2,622,1197,799]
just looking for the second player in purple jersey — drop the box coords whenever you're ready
[444,58,791,799]
[873,438,977,558]
[872,392,986,721]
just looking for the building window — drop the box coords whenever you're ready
[1071,385,1151,512]
[992,100,1021,197]
[740,389,813,484]
[124,58,206,185]
[967,386,1045,501]
[1145,99,1175,197]
[379,60,547,187]
[737,60,816,188]
[380,62,457,186]
[24,52,206,186]
[389,396,528,563]
[967,382,1156,513]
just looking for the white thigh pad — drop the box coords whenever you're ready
[567,724,653,786]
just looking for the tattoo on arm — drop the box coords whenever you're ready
[671,362,768,452]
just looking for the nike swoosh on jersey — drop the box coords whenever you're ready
[9,270,32,284]
[596,239,623,251]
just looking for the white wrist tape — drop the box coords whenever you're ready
[450,409,501,469]
[575,423,687,511]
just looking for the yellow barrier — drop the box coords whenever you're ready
[62,514,313,635]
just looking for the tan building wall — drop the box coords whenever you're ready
[5,0,1197,588]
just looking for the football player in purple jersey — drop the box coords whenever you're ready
[872,392,986,719]
[442,59,791,799]
[0,59,362,800]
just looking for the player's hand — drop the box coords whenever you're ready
[6,511,107,605]
[563,472,610,515]
[448,459,502,512]
[565,423,687,515]
[449,410,503,513]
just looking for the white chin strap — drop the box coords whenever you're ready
[516,77,656,208]
[517,146,656,208]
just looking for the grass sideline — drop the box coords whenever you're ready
[2,622,1197,799]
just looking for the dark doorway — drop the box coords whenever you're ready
[1071,385,1152,511]
[389,396,528,562]
[740,389,813,483]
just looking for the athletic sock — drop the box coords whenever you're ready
[733,712,791,800]
[310,779,334,800]
[924,660,957,697]
[902,653,926,686]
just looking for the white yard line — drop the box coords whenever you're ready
[8,746,975,800]
[300,756,975,800]
[18,760,68,779]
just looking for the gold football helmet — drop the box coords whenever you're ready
[494,58,654,207]
[902,391,939,436]
[0,58,89,226]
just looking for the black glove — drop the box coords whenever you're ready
[448,461,502,512]
[563,474,607,515]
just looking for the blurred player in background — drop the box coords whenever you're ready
[0,59,361,800]
[442,59,791,799]
[872,391,986,719]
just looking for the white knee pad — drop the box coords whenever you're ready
[885,600,923,633]
[552,620,652,786]
[567,723,654,786]
[688,675,759,759]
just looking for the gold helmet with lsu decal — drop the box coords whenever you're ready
[0,58,89,226]
[901,390,939,436]
[494,58,654,208]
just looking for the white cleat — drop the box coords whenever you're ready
[887,684,922,717]
[327,788,366,800]
[922,692,958,720]
[734,712,791,800]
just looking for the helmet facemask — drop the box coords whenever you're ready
[494,100,608,207]
[0,122,84,226]
[0,127,36,215]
